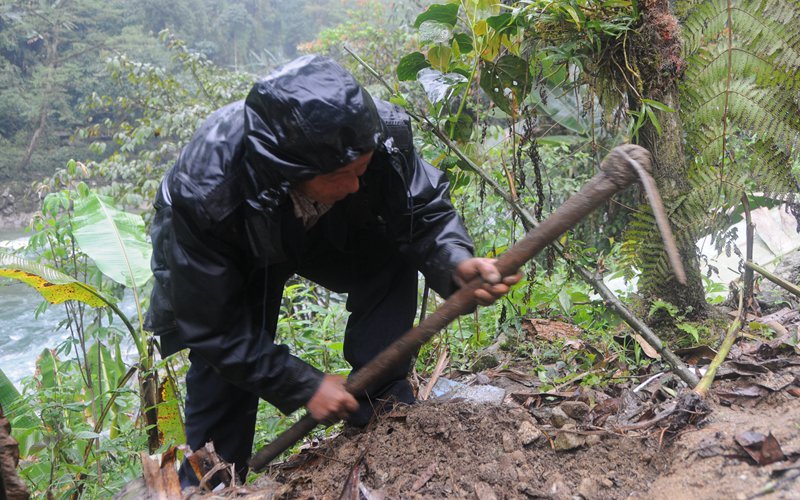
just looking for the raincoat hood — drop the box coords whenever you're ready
[243,55,382,185]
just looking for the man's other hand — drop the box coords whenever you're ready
[454,258,521,306]
[306,374,358,422]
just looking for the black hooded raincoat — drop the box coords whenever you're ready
[145,55,474,414]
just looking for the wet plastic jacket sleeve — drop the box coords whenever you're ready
[166,205,324,415]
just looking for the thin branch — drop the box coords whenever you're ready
[746,262,800,299]
[694,287,743,397]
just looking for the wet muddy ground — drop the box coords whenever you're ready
[258,392,798,499]
[175,317,800,500]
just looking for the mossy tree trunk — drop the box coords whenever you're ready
[631,0,708,315]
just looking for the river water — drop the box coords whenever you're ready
[0,230,68,385]
[0,229,137,387]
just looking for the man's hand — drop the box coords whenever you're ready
[306,374,358,422]
[454,258,521,306]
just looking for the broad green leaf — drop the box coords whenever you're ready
[486,13,513,32]
[0,368,20,409]
[479,54,532,115]
[88,342,124,395]
[417,68,467,105]
[397,52,431,81]
[72,192,152,289]
[428,45,452,72]
[642,98,676,113]
[536,135,586,146]
[157,376,185,450]
[419,20,452,46]
[414,3,459,28]
[0,252,107,307]
[75,430,102,440]
[558,289,573,314]
[562,5,583,28]
[0,369,39,438]
[645,106,662,135]
[36,349,60,391]
[447,112,474,142]
[452,33,473,54]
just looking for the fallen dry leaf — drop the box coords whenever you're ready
[411,462,437,491]
[716,385,767,398]
[524,318,581,342]
[674,345,717,365]
[752,372,796,392]
[735,431,786,465]
[633,334,660,359]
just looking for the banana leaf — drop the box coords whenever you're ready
[72,192,152,289]
[157,376,185,452]
[0,252,107,307]
[0,367,40,443]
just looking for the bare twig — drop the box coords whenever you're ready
[419,347,449,401]
[741,194,757,315]
[338,451,366,500]
[411,462,437,492]
[694,288,743,398]
[746,262,800,299]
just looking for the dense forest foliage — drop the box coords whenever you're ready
[1,0,799,497]
[0,0,416,184]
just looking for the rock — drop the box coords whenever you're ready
[473,482,497,500]
[553,424,586,450]
[550,406,575,428]
[518,420,542,445]
[502,432,516,452]
[585,433,602,446]
[577,477,600,499]
[518,483,547,498]
[471,353,500,372]
[559,401,590,420]
[431,378,506,405]
[530,406,552,423]
[546,473,572,500]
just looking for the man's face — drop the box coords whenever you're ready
[296,152,373,205]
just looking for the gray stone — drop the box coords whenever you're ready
[518,420,542,445]
[559,401,590,420]
[473,482,498,500]
[577,477,599,500]
[585,433,602,446]
[550,406,575,428]
[553,424,586,450]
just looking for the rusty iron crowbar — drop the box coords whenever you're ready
[249,144,690,471]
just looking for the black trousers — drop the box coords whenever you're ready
[180,212,418,486]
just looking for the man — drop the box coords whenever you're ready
[145,55,517,486]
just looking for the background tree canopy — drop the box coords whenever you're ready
[0,0,414,185]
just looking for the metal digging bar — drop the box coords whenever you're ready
[249,144,688,472]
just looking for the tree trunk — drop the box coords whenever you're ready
[0,406,31,500]
[18,20,60,173]
[632,0,708,315]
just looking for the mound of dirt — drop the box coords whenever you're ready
[141,321,800,500]
[271,402,672,499]
[262,392,798,499]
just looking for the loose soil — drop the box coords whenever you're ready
[256,393,798,499]
[184,340,800,500]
